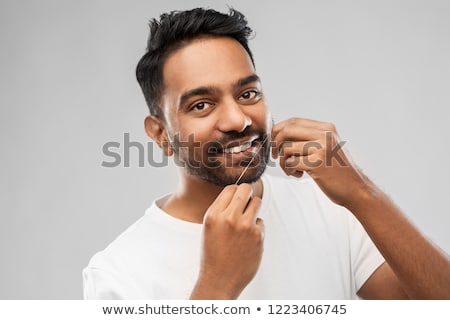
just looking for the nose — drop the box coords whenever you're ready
[217,99,252,133]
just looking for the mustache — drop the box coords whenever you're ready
[205,128,269,152]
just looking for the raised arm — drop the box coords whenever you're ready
[272,117,450,299]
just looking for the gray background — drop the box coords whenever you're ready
[1,0,449,299]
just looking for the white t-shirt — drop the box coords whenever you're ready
[83,174,384,299]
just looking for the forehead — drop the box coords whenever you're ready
[162,37,256,96]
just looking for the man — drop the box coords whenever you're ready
[83,8,450,299]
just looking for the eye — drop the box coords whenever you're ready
[238,90,261,102]
[189,101,213,112]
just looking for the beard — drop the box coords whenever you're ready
[171,128,271,186]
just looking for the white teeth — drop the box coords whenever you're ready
[223,141,252,154]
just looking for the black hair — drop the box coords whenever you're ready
[135,8,254,117]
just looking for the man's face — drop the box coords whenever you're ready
[161,36,272,186]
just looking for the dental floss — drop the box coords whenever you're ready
[234,134,270,185]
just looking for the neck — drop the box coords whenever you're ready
[161,174,263,224]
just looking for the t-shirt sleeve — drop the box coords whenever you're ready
[344,208,385,292]
[83,266,145,299]
[83,266,125,299]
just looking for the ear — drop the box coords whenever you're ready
[144,115,174,157]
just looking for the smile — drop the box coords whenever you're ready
[218,135,259,155]
[223,140,253,154]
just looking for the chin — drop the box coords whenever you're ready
[200,164,267,187]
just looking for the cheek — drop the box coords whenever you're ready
[249,104,272,131]
[175,118,217,148]
[264,109,273,130]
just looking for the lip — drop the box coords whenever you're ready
[218,146,258,164]
[222,135,259,152]
[211,138,263,165]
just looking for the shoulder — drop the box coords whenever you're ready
[86,211,152,269]
[83,197,202,299]
[84,194,201,276]
[83,203,165,299]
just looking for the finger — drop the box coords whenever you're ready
[278,140,322,158]
[272,118,337,159]
[206,184,238,215]
[271,124,322,159]
[281,154,322,175]
[272,118,336,137]
[279,155,301,176]
[243,196,262,223]
[256,217,265,241]
[227,183,253,216]
[278,144,319,178]
[290,170,304,178]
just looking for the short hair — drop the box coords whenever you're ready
[135,8,255,118]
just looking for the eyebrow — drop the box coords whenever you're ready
[178,74,261,109]
[235,74,261,90]
[179,87,218,109]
